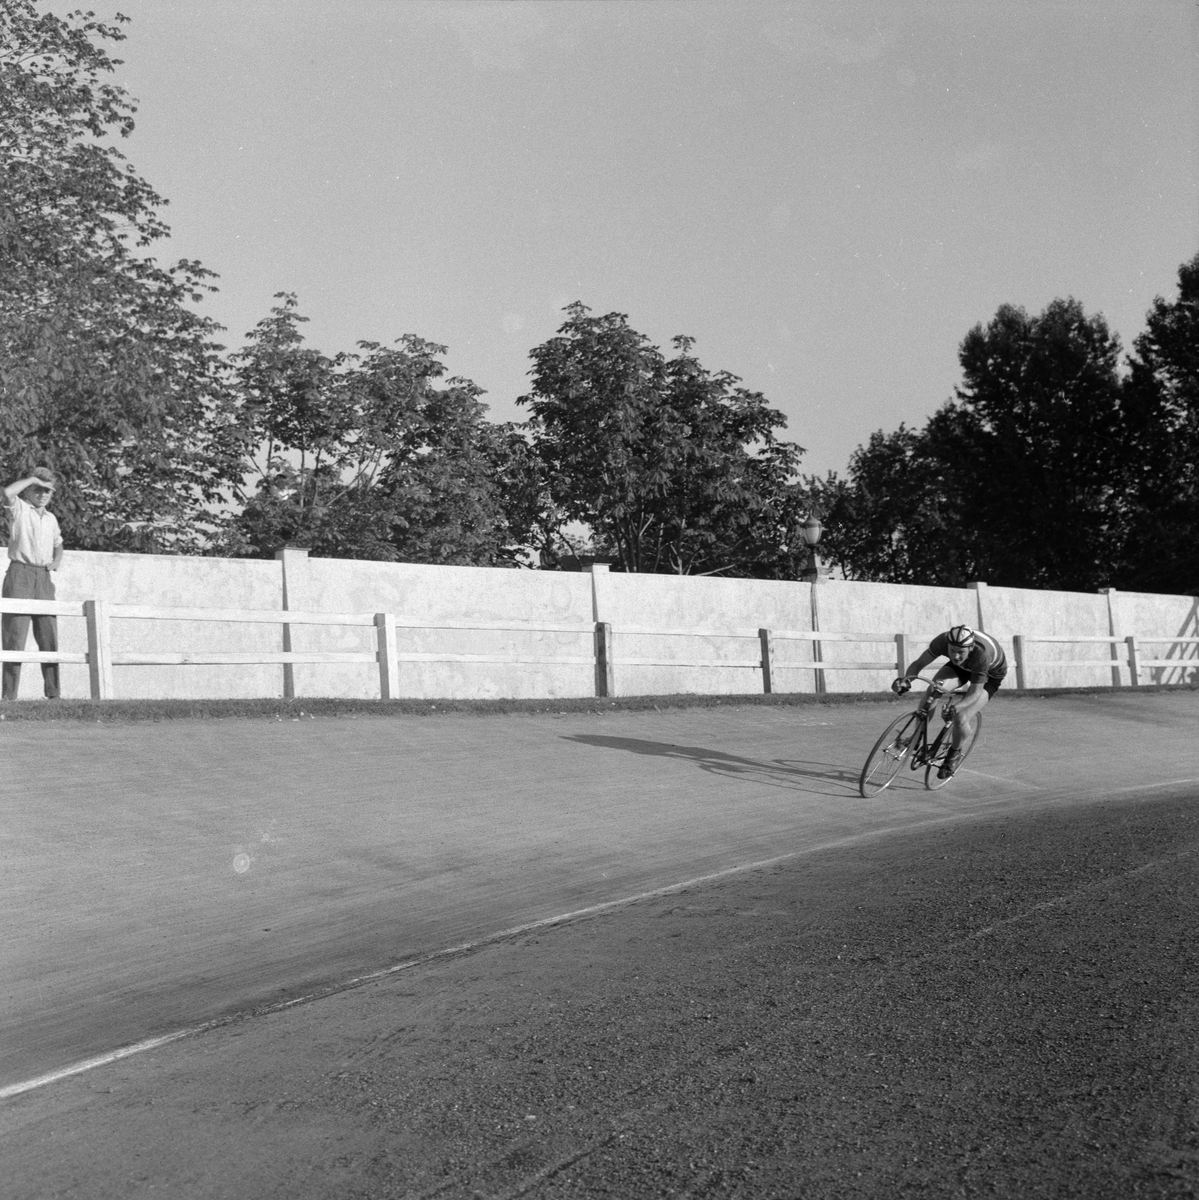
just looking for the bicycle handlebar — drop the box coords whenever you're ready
[904,673,970,695]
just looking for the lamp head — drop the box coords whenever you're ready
[799,515,823,547]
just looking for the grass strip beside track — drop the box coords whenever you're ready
[0,682,1194,723]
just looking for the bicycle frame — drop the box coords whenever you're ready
[858,675,975,797]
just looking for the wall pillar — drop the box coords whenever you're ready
[1012,634,1027,690]
[589,562,609,623]
[276,547,312,699]
[1100,587,1123,687]
[968,581,988,632]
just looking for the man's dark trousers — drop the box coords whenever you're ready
[2,561,59,699]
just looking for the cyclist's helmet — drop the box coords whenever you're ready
[947,624,976,650]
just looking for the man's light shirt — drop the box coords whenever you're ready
[6,495,62,567]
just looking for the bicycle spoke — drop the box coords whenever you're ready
[859,712,921,797]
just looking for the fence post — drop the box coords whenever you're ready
[1126,635,1141,687]
[276,546,310,700]
[595,622,615,698]
[1101,587,1122,687]
[759,628,774,694]
[1012,634,1027,690]
[895,633,910,677]
[84,599,114,700]
[374,613,399,700]
[280,622,296,700]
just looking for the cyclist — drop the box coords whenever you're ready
[892,624,1007,779]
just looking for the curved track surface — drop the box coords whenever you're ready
[2,691,1198,1197]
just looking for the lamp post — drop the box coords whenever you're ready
[798,514,827,584]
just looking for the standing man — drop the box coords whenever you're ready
[3,468,64,700]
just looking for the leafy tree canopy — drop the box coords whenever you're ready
[814,297,1129,591]
[1120,252,1199,593]
[222,294,533,565]
[0,1,231,551]
[520,303,809,577]
[803,424,966,586]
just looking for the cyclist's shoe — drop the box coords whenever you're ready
[938,748,964,779]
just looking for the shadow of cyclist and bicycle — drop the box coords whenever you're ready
[562,733,883,798]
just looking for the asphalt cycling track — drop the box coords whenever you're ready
[2,689,1198,1198]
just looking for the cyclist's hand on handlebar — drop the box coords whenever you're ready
[942,701,957,722]
[891,676,911,696]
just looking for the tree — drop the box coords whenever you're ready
[223,295,530,564]
[822,298,1128,590]
[1121,252,1199,594]
[519,303,808,577]
[946,298,1128,590]
[0,1,231,551]
[804,424,970,585]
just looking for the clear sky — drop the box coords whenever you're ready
[99,0,1195,477]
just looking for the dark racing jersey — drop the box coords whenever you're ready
[928,629,1008,684]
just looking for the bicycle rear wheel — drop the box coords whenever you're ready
[859,711,920,797]
[924,713,983,790]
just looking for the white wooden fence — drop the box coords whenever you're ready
[1,597,1195,700]
[1011,634,1199,689]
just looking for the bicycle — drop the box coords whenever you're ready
[858,675,983,798]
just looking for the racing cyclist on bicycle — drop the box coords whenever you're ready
[892,624,1007,779]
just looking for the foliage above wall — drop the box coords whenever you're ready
[4,6,1197,592]
[519,303,810,578]
[216,294,536,565]
[0,1,232,552]
[805,253,1199,596]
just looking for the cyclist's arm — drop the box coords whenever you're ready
[893,647,942,694]
[903,648,935,679]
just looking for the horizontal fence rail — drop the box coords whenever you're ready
[1011,633,1199,688]
[0,597,1195,700]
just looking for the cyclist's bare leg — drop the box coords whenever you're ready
[950,686,989,751]
[931,665,986,752]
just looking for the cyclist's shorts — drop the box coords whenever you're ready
[948,665,1006,698]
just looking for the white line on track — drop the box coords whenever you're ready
[5,772,1199,1102]
[0,824,971,1101]
[1104,777,1199,794]
[0,1034,191,1101]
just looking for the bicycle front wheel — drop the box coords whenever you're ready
[924,713,983,790]
[859,711,920,797]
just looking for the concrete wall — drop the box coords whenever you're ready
[592,569,816,697]
[977,583,1115,689]
[295,555,595,700]
[1110,588,1199,686]
[13,548,1199,700]
[51,551,283,700]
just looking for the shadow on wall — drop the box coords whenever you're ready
[564,733,861,798]
[1158,600,1199,685]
